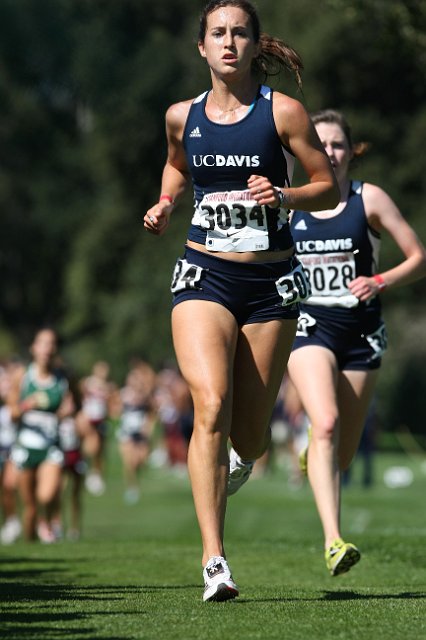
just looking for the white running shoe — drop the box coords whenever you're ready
[37,521,56,544]
[227,447,254,496]
[202,556,239,602]
[0,516,22,544]
[85,472,106,496]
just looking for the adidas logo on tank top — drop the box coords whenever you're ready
[189,126,202,138]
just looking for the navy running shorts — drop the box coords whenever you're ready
[171,245,309,326]
[291,303,387,371]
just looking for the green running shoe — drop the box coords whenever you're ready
[325,538,361,576]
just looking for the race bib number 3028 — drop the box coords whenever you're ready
[275,262,312,307]
[300,252,356,296]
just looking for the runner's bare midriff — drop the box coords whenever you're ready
[186,240,295,263]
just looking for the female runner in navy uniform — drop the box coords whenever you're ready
[144,0,339,601]
[288,109,426,576]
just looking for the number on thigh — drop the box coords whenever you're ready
[171,258,205,293]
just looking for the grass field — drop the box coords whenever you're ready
[1,447,425,640]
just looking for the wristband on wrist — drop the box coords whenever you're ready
[159,194,174,205]
[373,274,387,291]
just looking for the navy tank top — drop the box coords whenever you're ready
[291,181,381,310]
[183,85,295,252]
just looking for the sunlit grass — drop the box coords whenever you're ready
[1,450,425,639]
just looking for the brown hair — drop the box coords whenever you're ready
[198,0,303,89]
[310,109,370,158]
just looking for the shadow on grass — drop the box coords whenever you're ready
[322,590,426,601]
[0,604,130,640]
[0,575,201,639]
[0,556,198,640]
[235,589,426,604]
[0,577,198,601]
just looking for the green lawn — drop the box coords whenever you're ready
[1,449,425,640]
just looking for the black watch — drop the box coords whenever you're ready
[275,188,287,208]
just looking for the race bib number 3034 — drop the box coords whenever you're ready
[275,262,312,307]
[193,190,271,252]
